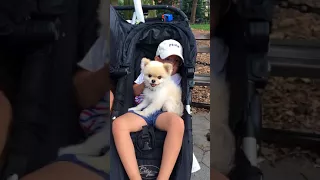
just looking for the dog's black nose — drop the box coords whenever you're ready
[151,79,155,83]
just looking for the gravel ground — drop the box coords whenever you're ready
[191,0,320,165]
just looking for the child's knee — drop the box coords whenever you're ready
[112,118,125,133]
[169,116,184,132]
[112,115,134,134]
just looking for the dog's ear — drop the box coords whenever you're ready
[163,63,173,75]
[141,58,151,70]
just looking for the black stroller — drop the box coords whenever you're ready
[211,0,274,180]
[109,5,197,180]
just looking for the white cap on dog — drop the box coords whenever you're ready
[156,39,184,62]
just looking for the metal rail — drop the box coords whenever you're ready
[194,40,320,85]
[191,102,210,109]
[261,128,320,151]
[194,74,210,86]
[269,39,320,78]
[194,33,320,79]
[192,33,210,109]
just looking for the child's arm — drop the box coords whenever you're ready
[74,64,109,109]
[133,83,145,96]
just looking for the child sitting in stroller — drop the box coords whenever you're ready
[112,39,185,180]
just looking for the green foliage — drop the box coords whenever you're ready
[115,0,210,22]
[153,0,179,19]
[181,0,206,23]
[154,0,179,5]
[117,0,124,5]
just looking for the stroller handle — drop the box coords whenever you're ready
[114,5,189,22]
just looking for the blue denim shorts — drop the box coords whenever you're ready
[129,109,163,126]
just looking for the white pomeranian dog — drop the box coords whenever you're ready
[129,58,183,117]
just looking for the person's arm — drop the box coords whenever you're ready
[133,83,144,96]
[74,63,109,109]
[0,91,12,157]
[74,35,110,109]
[133,73,145,96]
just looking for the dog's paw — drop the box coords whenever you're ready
[134,110,146,116]
[161,106,168,112]
[136,110,153,117]
[128,107,138,112]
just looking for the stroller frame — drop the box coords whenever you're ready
[212,0,274,179]
[109,5,196,180]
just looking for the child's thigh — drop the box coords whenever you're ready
[155,112,184,131]
[112,112,147,132]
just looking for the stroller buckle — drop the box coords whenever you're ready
[141,126,149,138]
[142,141,152,151]
[139,126,153,151]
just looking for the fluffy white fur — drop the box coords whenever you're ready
[129,58,183,117]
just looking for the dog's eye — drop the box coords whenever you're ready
[148,74,152,78]
[157,76,162,79]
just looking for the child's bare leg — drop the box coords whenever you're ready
[0,91,12,157]
[155,112,184,180]
[112,113,147,180]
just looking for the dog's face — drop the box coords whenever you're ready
[141,58,173,88]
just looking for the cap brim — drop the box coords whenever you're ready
[160,52,184,62]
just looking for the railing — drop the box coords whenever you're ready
[192,34,320,149]
[192,32,210,109]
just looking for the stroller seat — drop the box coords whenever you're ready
[109,5,197,180]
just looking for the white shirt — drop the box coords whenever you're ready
[134,72,182,86]
[77,35,109,72]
